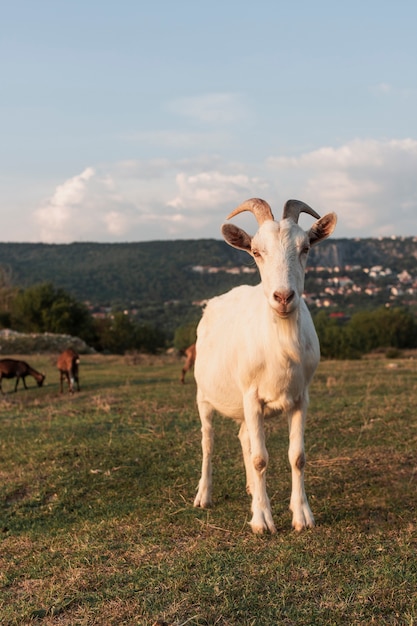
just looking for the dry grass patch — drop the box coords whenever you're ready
[1,356,417,624]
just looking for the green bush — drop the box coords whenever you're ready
[93,312,165,354]
[11,282,96,343]
[314,306,417,359]
[173,322,197,351]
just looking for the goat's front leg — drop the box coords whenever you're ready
[244,390,276,534]
[193,393,214,509]
[238,421,254,496]
[288,400,315,531]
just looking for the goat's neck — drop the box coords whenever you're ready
[270,307,302,365]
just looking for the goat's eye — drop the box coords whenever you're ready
[252,249,261,258]
[301,245,310,255]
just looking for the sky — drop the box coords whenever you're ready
[1,0,417,243]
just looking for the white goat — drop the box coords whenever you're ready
[193,198,337,533]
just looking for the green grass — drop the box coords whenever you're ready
[1,354,417,625]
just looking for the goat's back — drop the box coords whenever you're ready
[0,358,29,376]
[57,349,80,371]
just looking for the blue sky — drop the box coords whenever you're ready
[1,0,416,242]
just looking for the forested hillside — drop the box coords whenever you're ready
[0,240,254,305]
[1,237,417,347]
[1,236,417,342]
[0,236,416,307]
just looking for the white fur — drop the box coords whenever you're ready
[193,201,337,533]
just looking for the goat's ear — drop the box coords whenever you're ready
[308,212,337,246]
[221,223,252,252]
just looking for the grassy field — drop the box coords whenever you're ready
[1,353,417,625]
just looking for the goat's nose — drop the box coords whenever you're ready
[273,289,295,305]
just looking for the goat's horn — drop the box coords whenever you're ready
[282,199,321,223]
[226,198,274,225]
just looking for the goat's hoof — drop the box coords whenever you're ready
[292,518,315,532]
[250,514,277,535]
[250,523,266,535]
[194,502,212,509]
[250,522,277,535]
[193,496,212,509]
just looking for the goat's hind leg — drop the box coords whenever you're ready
[193,394,214,509]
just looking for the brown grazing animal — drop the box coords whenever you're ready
[0,358,45,394]
[180,343,196,384]
[57,348,80,393]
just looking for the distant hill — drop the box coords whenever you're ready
[308,237,417,271]
[0,237,416,338]
[0,240,253,305]
[0,237,416,305]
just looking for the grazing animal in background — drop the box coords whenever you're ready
[180,343,196,384]
[193,198,337,533]
[57,348,80,393]
[0,358,45,394]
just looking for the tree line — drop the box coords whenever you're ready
[0,282,165,354]
[314,307,417,358]
[2,238,417,314]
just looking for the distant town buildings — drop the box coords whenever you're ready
[191,265,257,275]
[87,251,417,320]
[189,262,417,310]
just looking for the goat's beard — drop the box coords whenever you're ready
[273,309,302,365]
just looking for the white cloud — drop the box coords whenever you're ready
[267,138,417,237]
[31,138,417,242]
[167,171,266,210]
[103,211,128,236]
[35,167,96,242]
[35,167,144,242]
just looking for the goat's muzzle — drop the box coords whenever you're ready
[273,289,296,317]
